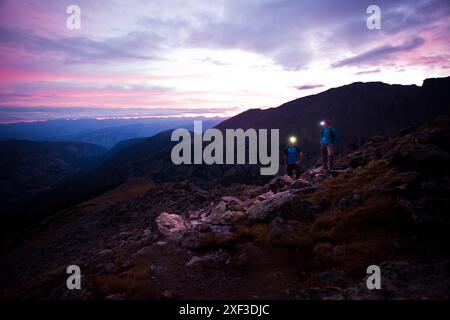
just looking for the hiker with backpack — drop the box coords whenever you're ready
[320,120,339,171]
[284,136,303,179]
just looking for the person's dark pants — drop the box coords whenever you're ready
[321,144,334,170]
[287,163,301,179]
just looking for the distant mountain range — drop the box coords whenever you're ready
[1,76,449,233]
[0,117,224,149]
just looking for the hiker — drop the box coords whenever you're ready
[320,119,339,171]
[284,136,303,179]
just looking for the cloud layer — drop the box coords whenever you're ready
[0,0,449,118]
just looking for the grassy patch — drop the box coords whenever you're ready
[304,159,412,206]
[90,263,155,299]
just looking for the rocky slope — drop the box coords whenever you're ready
[4,77,450,236]
[1,115,449,300]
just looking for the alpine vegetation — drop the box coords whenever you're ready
[171,121,279,175]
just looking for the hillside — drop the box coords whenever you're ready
[217,76,450,165]
[2,76,449,234]
[0,140,107,230]
[0,140,106,198]
[1,115,449,299]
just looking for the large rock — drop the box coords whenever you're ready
[258,191,274,201]
[155,212,186,239]
[210,201,226,216]
[221,196,245,211]
[207,199,246,224]
[185,251,229,269]
[289,178,311,190]
[268,175,293,193]
[132,246,154,259]
[247,190,296,221]
[206,201,228,224]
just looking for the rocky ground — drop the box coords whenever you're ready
[1,116,449,300]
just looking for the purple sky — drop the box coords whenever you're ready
[0,0,449,121]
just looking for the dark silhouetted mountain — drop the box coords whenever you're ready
[217,76,450,165]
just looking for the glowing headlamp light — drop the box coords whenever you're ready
[320,121,326,126]
[289,136,297,143]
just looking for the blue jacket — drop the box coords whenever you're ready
[320,127,339,145]
[285,146,301,164]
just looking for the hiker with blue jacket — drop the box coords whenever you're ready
[320,120,339,171]
[284,136,303,179]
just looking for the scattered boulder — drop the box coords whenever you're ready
[269,175,293,193]
[288,178,311,190]
[210,225,234,239]
[221,196,243,210]
[141,228,155,242]
[258,191,274,201]
[118,231,133,240]
[132,246,153,259]
[105,293,124,300]
[212,201,227,215]
[186,256,203,267]
[185,251,229,269]
[155,212,186,239]
[222,196,242,209]
[248,190,296,222]
[290,186,317,195]
[161,289,177,299]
